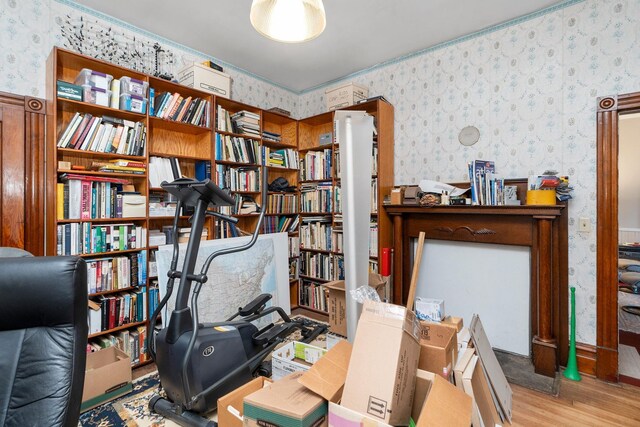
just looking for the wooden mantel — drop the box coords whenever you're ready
[385,202,568,377]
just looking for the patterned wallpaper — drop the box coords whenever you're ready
[1,0,638,344]
[299,0,640,345]
[0,0,298,112]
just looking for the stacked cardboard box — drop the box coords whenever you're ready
[217,303,511,427]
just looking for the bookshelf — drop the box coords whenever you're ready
[296,100,394,314]
[46,48,394,330]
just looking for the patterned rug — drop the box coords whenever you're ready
[79,316,328,426]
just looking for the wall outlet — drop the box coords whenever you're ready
[578,217,591,233]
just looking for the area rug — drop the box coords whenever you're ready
[78,371,166,427]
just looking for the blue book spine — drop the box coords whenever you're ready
[149,87,155,116]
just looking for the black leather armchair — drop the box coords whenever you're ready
[0,252,88,427]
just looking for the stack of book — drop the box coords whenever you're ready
[56,222,146,256]
[262,130,282,143]
[151,91,210,127]
[231,110,260,138]
[262,147,299,169]
[57,113,147,156]
[86,252,147,293]
[300,217,333,251]
[467,160,504,206]
[216,165,260,192]
[91,159,146,175]
[215,133,260,164]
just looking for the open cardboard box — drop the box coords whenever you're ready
[418,321,458,378]
[218,376,272,427]
[324,273,387,337]
[81,346,132,412]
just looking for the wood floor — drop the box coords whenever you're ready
[511,375,640,426]
[134,362,640,426]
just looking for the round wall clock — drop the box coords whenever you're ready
[458,126,480,146]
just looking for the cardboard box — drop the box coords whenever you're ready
[325,82,368,111]
[217,376,272,427]
[418,321,458,378]
[298,340,352,403]
[341,301,421,425]
[325,331,346,350]
[271,341,326,380]
[415,297,445,321]
[243,372,328,427]
[324,273,386,336]
[390,187,405,205]
[442,315,463,332]
[81,346,132,412]
[328,402,392,427]
[414,370,472,427]
[178,62,231,98]
[87,300,101,335]
[122,194,146,217]
[462,355,500,427]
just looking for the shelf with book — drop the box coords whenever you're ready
[57,148,146,162]
[57,217,147,224]
[89,286,140,298]
[88,320,147,339]
[58,169,146,179]
[149,116,211,134]
[57,98,147,123]
[78,248,146,258]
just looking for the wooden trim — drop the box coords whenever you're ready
[576,342,597,376]
[595,90,640,382]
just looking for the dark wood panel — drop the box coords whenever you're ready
[0,92,46,254]
[595,91,640,382]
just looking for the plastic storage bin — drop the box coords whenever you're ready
[120,76,148,97]
[75,68,113,90]
[119,93,147,113]
[82,85,111,107]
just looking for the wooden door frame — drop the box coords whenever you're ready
[596,92,640,381]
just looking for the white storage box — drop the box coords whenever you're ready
[83,86,111,107]
[119,93,147,113]
[75,68,113,90]
[121,194,146,217]
[177,62,231,98]
[271,341,326,380]
[325,82,368,111]
[415,297,445,321]
[120,76,148,97]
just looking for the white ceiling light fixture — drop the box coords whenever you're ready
[250,0,326,43]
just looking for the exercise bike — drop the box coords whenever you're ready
[148,167,325,427]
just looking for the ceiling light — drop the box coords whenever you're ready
[250,0,326,43]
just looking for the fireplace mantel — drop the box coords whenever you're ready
[385,202,568,377]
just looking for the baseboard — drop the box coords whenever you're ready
[576,342,597,376]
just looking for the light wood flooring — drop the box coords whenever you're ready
[134,362,640,426]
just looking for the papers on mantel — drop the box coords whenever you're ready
[419,179,470,197]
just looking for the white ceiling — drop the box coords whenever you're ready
[73,0,565,93]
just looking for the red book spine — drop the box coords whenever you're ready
[108,297,116,330]
[80,180,92,219]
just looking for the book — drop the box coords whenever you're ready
[110,78,120,109]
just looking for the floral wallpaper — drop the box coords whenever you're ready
[1,0,639,345]
[299,0,640,345]
[0,0,298,113]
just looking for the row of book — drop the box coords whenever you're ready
[215,133,260,164]
[290,258,299,281]
[87,325,148,366]
[300,149,332,181]
[332,227,343,254]
[262,215,299,234]
[369,222,378,257]
[57,174,132,220]
[57,113,146,157]
[88,287,147,333]
[263,147,299,169]
[467,160,506,206]
[300,218,333,251]
[217,107,261,138]
[300,251,336,281]
[300,280,327,312]
[216,165,260,192]
[262,130,281,143]
[149,156,183,188]
[300,183,333,213]
[90,158,146,175]
[86,251,147,294]
[148,282,161,318]
[56,222,146,256]
[289,236,300,257]
[266,193,297,214]
[334,149,377,178]
[151,91,211,127]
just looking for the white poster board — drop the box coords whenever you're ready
[416,240,531,355]
[156,232,290,326]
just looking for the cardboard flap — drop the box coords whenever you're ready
[298,340,352,402]
[417,373,472,427]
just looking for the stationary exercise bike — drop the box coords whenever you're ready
[148,167,325,427]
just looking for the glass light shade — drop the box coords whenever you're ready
[250,0,326,43]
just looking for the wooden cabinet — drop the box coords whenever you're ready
[296,100,394,314]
